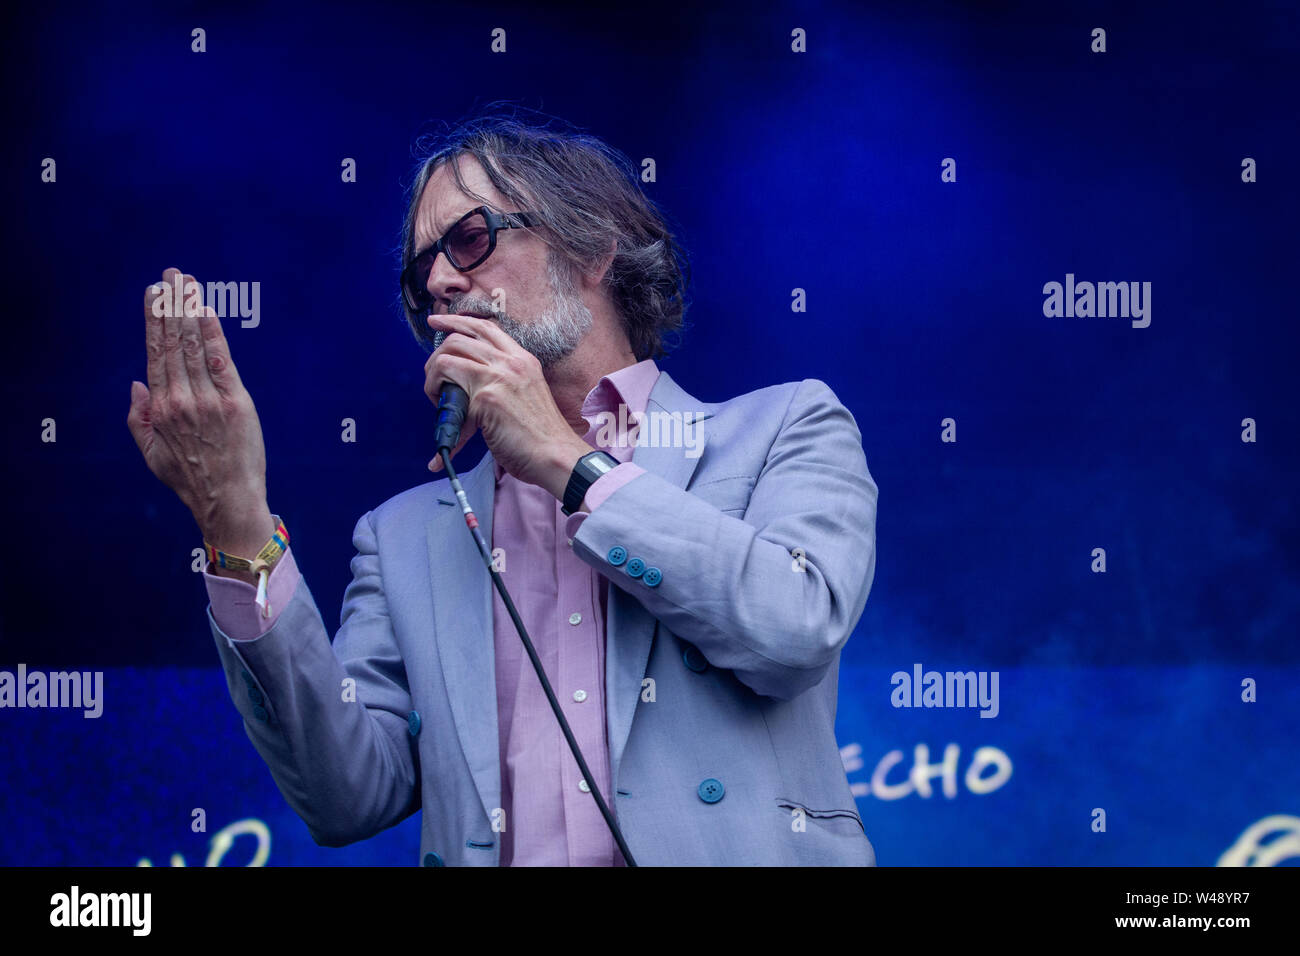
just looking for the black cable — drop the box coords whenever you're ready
[439,446,638,867]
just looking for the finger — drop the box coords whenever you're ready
[424,321,496,404]
[425,352,481,404]
[198,303,244,396]
[424,327,464,372]
[144,278,170,394]
[180,297,211,401]
[423,329,451,377]
[430,326,496,366]
[163,270,199,396]
[165,266,185,320]
[426,312,519,355]
[126,380,152,455]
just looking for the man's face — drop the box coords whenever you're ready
[412,155,592,368]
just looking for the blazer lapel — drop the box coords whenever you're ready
[427,450,501,826]
[605,369,713,789]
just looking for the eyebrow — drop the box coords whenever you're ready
[416,205,492,258]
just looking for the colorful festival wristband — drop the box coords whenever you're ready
[204,516,289,619]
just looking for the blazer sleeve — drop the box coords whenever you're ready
[206,508,420,847]
[569,378,878,701]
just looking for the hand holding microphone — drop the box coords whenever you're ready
[421,313,593,500]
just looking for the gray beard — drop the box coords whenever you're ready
[449,254,592,370]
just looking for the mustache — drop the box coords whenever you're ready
[447,299,503,320]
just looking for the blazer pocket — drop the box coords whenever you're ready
[689,475,756,516]
[776,799,867,836]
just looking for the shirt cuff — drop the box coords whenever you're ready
[564,462,645,538]
[204,546,301,641]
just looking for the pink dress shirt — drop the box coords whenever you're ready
[205,359,660,866]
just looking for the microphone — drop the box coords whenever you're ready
[431,330,470,453]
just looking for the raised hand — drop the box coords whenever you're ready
[127,268,275,560]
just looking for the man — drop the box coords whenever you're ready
[127,110,880,866]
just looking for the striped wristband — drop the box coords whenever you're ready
[204,517,289,619]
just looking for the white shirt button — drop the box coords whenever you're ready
[573,689,587,702]
[567,538,574,548]
[569,612,582,626]
[578,779,591,793]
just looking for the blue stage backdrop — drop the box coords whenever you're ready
[1,0,1296,866]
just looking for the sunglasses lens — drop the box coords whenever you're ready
[402,258,432,313]
[402,210,505,311]
[445,210,492,269]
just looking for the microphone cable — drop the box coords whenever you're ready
[438,444,638,867]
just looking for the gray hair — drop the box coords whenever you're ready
[397,104,690,360]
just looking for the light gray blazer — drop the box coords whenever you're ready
[207,369,879,865]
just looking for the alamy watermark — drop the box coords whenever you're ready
[890,663,999,718]
[150,273,261,328]
[1042,273,1150,328]
[50,886,150,935]
[0,664,103,718]
[591,403,706,459]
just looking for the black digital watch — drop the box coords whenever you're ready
[562,450,620,516]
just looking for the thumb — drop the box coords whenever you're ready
[428,421,478,473]
[126,381,152,451]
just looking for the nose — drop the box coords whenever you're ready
[425,249,472,312]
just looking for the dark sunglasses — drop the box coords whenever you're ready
[400,205,540,314]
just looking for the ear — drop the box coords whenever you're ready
[580,237,618,290]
